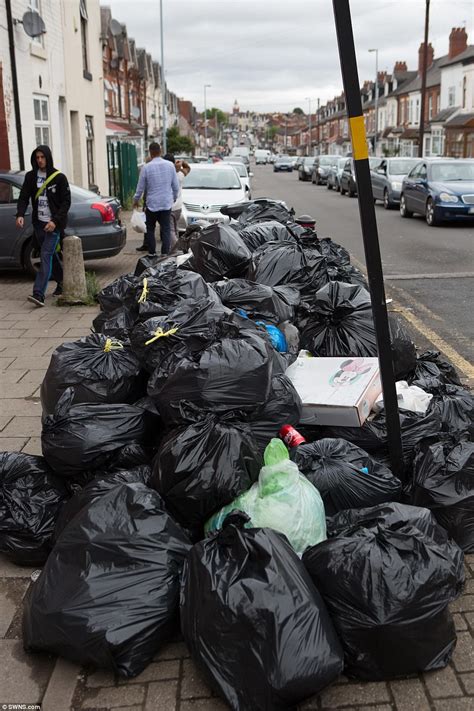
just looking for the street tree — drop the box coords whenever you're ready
[293,107,304,115]
[166,126,194,155]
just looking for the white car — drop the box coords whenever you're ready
[182,164,249,226]
[221,160,253,197]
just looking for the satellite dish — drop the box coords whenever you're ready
[110,19,123,36]
[131,106,141,120]
[22,11,46,38]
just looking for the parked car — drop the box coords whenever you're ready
[298,157,316,181]
[371,158,420,208]
[311,155,339,185]
[400,158,474,226]
[340,157,384,197]
[181,164,248,225]
[221,160,253,197]
[273,156,293,172]
[0,171,126,276]
[254,149,269,164]
[327,156,348,191]
[340,158,357,196]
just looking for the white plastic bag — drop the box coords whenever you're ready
[373,380,433,415]
[131,209,146,234]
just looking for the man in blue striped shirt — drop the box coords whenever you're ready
[133,142,179,255]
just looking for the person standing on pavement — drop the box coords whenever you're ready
[132,142,179,256]
[163,154,191,252]
[16,145,71,307]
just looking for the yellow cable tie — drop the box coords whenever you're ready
[103,337,124,352]
[138,277,149,304]
[145,325,179,346]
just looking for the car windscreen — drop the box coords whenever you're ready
[431,162,474,181]
[319,157,333,166]
[388,159,420,175]
[232,165,246,176]
[277,156,291,161]
[303,158,315,164]
[183,168,242,189]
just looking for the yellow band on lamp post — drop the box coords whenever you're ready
[349,116,369,160]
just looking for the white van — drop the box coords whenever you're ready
[255,149,269,164]
[231,146,250,160]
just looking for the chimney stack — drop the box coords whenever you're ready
[448,27,468,59]
[394,61,407,73]
[418,42,434,74]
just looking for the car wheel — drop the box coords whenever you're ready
[383,189,392,210]
[348,186,355,197]
[400,194,412,218]
[22,238,41,278]
[327,182,332,190]
[340,185,346,195]
[425,197,440,226]
[298,173,302,181]
[336,181,340,192]
[311,174,316,184]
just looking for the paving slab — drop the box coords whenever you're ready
[21,437,42,456]
[2,416,41,438]
[0,578,29,636]
[0,554,37,578]
[0,436,29,451]
[0,639,54,704]
[144,680,178,711]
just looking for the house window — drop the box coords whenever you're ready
[463,77,467,108]
[428,96,433,120]
[28,0,43,45]
[80,0,91,79]
[33,95,50,146]
[448,86,456,107]
[408,100,412,125]
[415,98,420,125]
[85,116,95,187]
[431,128,444,156]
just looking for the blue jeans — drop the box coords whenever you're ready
[33,225,63,298]
[145,208,172,255]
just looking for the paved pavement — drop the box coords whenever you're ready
[0,209,473,710]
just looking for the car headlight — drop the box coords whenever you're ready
[390,181,402,190]
[439,192,458,203]
[318,168,324,174]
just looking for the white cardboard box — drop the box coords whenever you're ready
[285,356,382,427]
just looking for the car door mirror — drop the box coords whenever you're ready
[376,167,385,174]
[249,172,254,177]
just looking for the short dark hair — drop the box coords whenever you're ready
[149,142,161,155]
[163,153,175,164]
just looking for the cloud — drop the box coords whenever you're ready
[105,0,473,112]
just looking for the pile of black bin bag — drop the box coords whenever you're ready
[0,198,472,710]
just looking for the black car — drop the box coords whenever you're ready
[340,159,357,196]
[0,171,126,275]
[298,157,316,181]
[273,156,293,172]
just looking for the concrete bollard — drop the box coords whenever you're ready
[57,235,88,305]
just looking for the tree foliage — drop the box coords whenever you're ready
[204,107,228,125]
[166,125,194,155]
[293,107,304,115]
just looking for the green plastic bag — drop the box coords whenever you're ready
[205,439,327,556]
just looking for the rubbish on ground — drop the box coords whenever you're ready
[285,355,381,427]
[290,438,401,515]
[0,452,68,565]
[408,349,462,391]
[131,209,147,234]
[181,512,344,710]
[206,438,326,556]
[213,278,300,324]
[303,502,465,680]
[186,223,252,282]
[249,374,302,454]
[23,481,191,677]
[237,220,296,251]
[373,380,433,415]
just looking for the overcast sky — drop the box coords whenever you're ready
[106,0,473,113]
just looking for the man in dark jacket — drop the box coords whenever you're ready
[16,145,71,307]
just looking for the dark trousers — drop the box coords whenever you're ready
[145,208,172,255]
[33,225,63,297]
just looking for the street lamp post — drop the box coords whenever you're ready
[368,48,379,156]
[159,0,167,153]
[203,84,211,156]
[316,98,320,154]
[305,97,312,156]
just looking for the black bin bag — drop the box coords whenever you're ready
[40,333,146,417]
[303,502,465,681]
[408,349,462,391]
[429,385,474,439]
[23,482,191,677]
[134,265,218,320]
[181,512,344,711]
[187,223,252,282]
[249,374,302,454]
[213,278,300,324]
[249,241,324,294]
[0,452,68,566]
[151,415,261,527]
[237,199,294,227]
[237,220,296,251]
[42,388,152,480]
[411,440,474,552]
[92,306,136,341]
[291,438,401,515]
[147,331,272,424]
[97,273,138,315]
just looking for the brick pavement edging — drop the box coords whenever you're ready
[0,216,473,710]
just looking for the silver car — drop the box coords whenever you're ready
[327,157,348,192]
[371,158,420,209]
